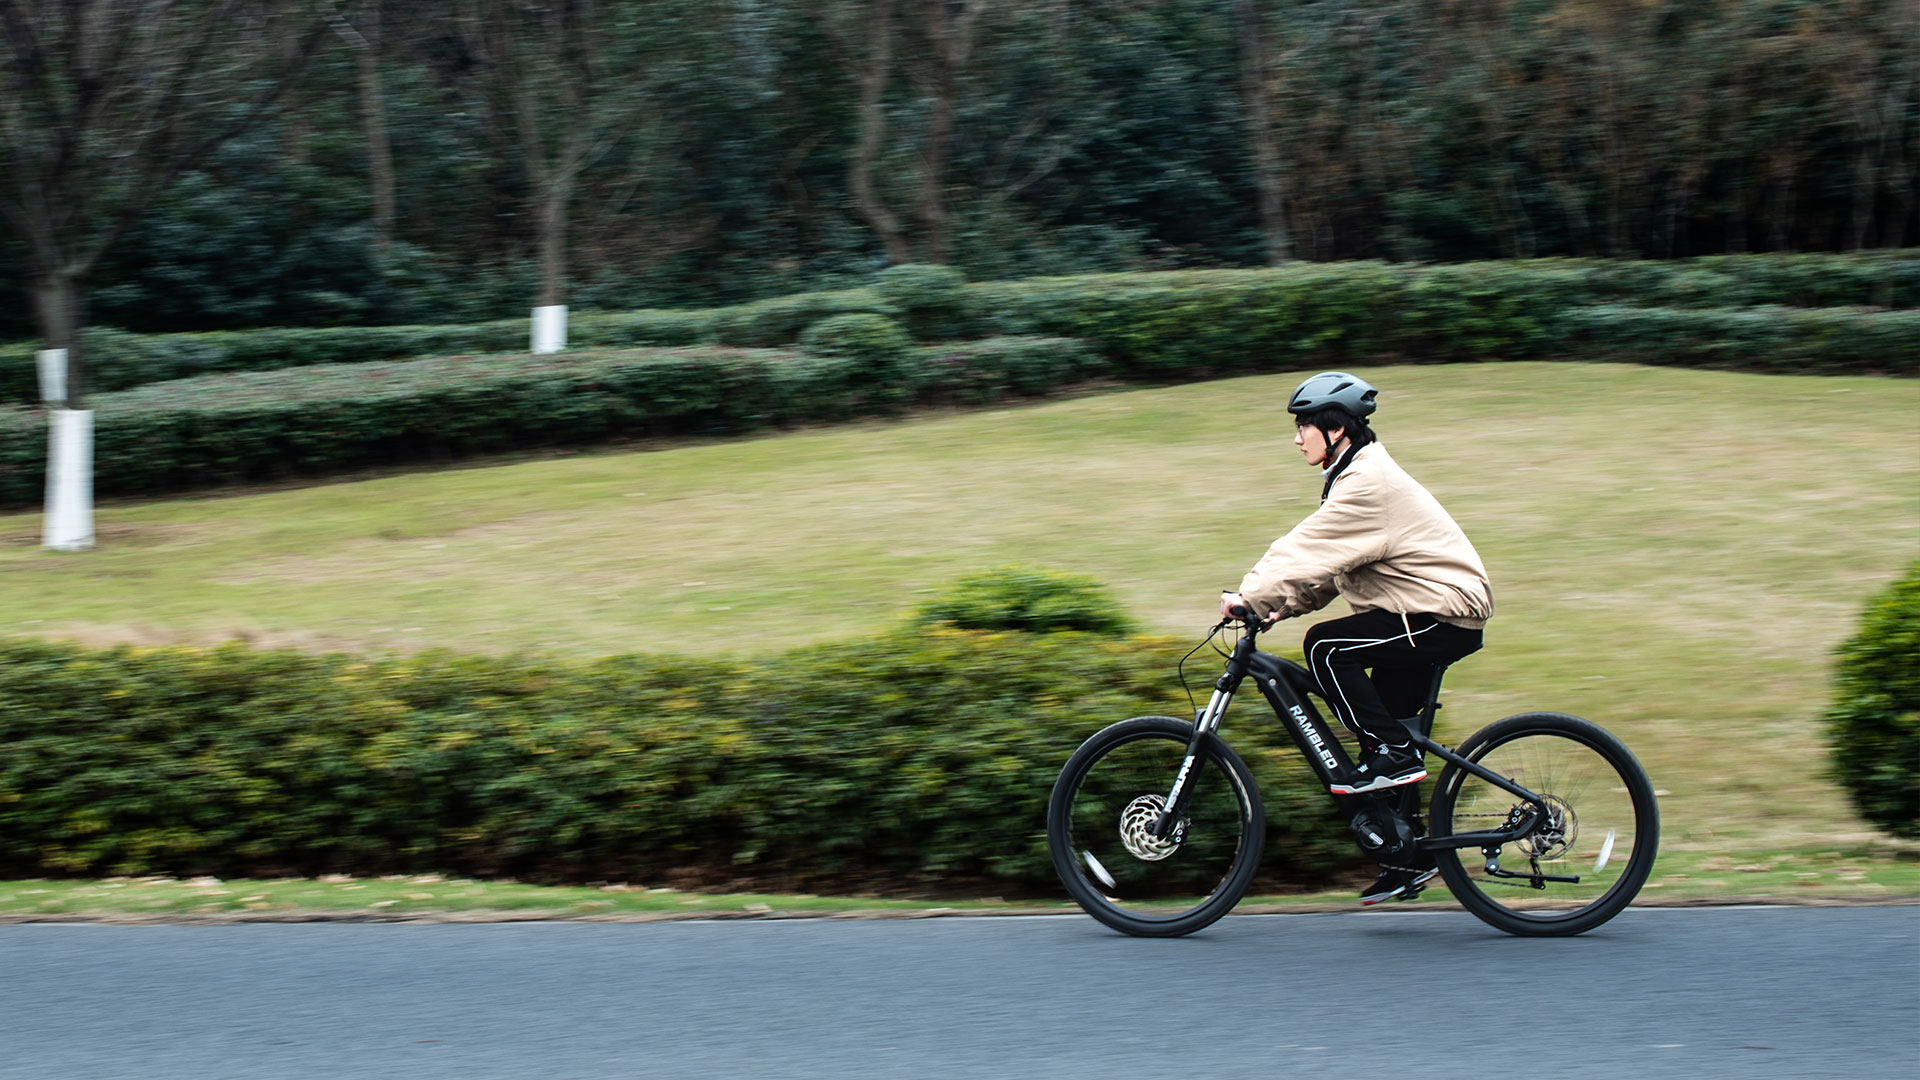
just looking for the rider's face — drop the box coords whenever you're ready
[1294,423,1343,467]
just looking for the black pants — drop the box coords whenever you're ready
[1302,610,1483,748]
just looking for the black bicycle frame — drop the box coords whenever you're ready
[1154,619,1554,854]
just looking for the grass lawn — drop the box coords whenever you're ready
[4,845,1915,923]
[2,361,1917,901]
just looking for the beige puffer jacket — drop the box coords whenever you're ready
[1237,443,1493,628]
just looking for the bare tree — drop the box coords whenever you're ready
[0,0,330,548]
[0,0,331,405]
[458,0,637,348]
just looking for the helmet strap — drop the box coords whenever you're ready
[1320,423,1348,463]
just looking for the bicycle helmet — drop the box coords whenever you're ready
[1287,372,1377,418]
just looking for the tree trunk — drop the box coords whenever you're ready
[1236,0,1290,265]
[537,180,572,308]
[32,272,84,409]
[349,2,396,252]
[914,47,956,264]
[33,270,92,550]
[912,0,985,265]
[848,0,913,265]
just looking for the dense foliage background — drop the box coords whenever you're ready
[3,0,1914,341]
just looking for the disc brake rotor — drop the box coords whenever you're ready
[1516,793,1578,861]
[1119,794,1186,861]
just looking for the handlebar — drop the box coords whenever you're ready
[1221,604,1268,635]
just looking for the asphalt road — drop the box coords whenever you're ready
[2,906,1915,1080]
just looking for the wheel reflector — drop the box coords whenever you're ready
[1595,829,1616,873]
[1083,850,1117,889]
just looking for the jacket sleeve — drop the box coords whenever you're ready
[1237,474,1389,621]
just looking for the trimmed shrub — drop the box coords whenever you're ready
[709,287,894,347]
[874,263,970,340]
[1556,306,1920,374]
[0,628,1349,890]
[1579,252,1920,310]
[1824,563,1920,839]
[915,565,1137,635]
[0,321,530,402]
[0,336,1102,505]
[798,313,913,408]
[7,253,1913,404]
[963,260,1920,376]
[908,337,1107,405]
[0,347,868,503]
[798,312,912,367]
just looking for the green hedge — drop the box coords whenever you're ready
[962,256,1920,376]
[1556,305,1920,374]
[1824,563,1920,840]
[0,338,1099,504]
[0,313,732,403]
[7,253,1912,403]
[908,336,1104,405]
[0,630,1350,890]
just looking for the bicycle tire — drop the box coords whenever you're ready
[1047,715,1264,937]
[1429,712,1659,937]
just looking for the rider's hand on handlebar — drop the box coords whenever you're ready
[1219,592,1278,626]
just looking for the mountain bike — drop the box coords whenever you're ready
[1045,610,1659,938]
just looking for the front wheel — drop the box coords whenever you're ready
[1429,712,1660,937]
[1047,716,1265,937]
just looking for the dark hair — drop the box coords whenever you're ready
[1294,405,1376,450]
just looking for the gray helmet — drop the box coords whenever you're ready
[1287,371,1378,418]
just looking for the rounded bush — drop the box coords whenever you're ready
[914,565,1137,635]
[798,312,911,363]
[797,314,912,409]
[874,264,968,339]
[1823,562,1920,838]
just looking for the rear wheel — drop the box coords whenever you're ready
[1047,716,1264,937]
[1429,712,1659,936]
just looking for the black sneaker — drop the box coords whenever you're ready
[1359,866,1439,906]
[1329,744,1426,795]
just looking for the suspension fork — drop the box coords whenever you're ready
[1152,626,1257,840]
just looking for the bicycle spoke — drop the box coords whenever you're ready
[1432,713,1658,935]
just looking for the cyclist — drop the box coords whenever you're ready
[1218,371,1494,904]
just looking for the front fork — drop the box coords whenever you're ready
[1151,685,1233,841]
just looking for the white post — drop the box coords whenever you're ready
[43,409,94,551]
[531,305,568,354]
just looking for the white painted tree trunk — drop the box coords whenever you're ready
[36,348,68,404]
[43,409,94,551]
[531,305,567,354]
